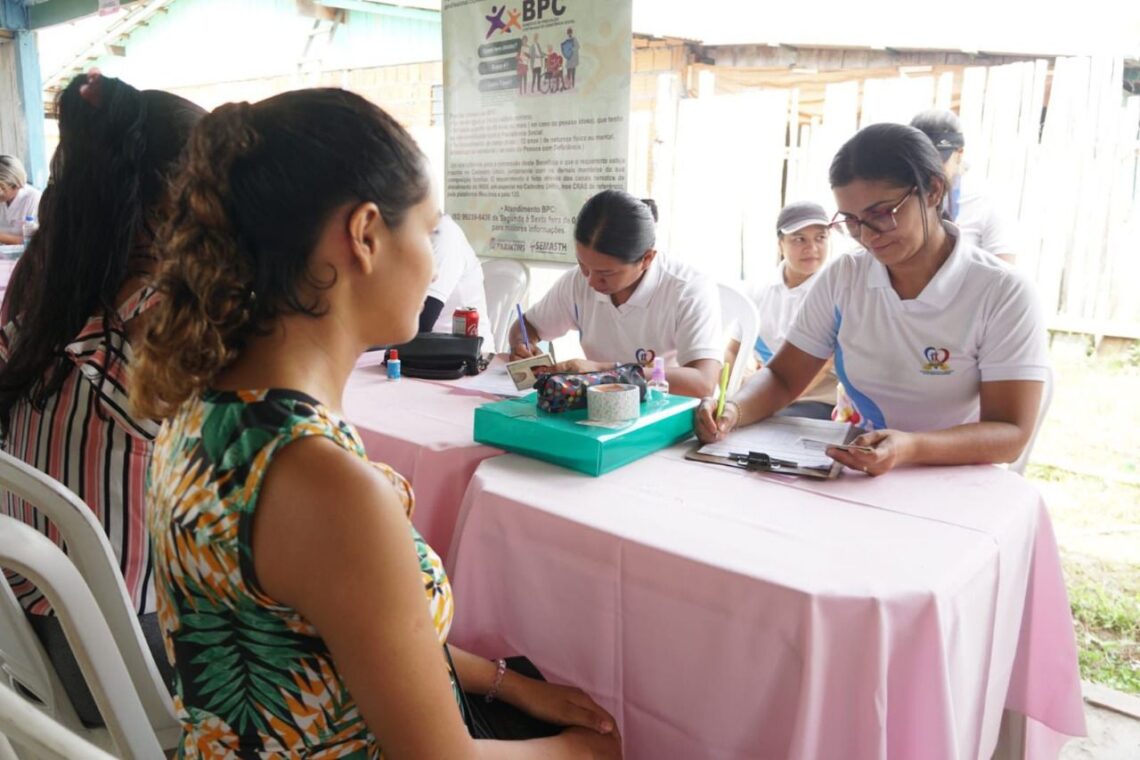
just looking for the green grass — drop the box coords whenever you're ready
[1063,556,1140,695]
[1027,337,1140,695]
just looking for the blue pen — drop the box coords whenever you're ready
[574,303,582,337]
[516,303,530,350]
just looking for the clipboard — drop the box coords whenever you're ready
[684,415,861,479]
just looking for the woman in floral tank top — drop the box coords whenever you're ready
[132,89,620,759]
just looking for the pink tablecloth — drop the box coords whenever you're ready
[448,446,1086,760]
[342,356,502,563]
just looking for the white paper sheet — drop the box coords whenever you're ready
[697,416,854,469]
[449,363,532,397]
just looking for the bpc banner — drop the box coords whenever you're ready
[442,0,632,263]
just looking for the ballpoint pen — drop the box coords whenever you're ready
[516,303,530,351]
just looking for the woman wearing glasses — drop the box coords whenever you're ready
[696,123,1048,476]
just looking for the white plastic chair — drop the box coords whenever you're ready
[718,281,759,396]
[0,515,162,758]
[0,450,179,749]
[1008,368,1054,476]
[0,680,116,760]
[480,259,530,353]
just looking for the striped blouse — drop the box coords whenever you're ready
[1,284,159,616]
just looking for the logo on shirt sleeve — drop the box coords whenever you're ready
[920,346,953,375]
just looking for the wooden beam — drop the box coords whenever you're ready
[316,0,436,21]
[14,30,47,186]
[26,0,144,30]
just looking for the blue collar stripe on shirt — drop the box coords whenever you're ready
[753,336,773,364]
[831,307,887,431]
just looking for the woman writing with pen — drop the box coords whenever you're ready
[696,124,1049,476]
[509,190,724,398]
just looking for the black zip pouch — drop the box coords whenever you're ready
[383,332,488,380]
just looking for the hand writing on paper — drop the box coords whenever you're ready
[826,429,913,476]
[694,397,739,443]
[509,341,543,361]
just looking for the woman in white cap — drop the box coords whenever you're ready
[0,155,41,245]
[726,200,838,419]
[910,109,1018,264]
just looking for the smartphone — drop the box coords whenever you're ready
[800,438,876,454]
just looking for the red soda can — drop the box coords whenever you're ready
[452,306,479,337]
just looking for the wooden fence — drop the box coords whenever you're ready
[638,57,1140,337]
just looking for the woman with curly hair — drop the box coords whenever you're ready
[132,88,620,759]
[0,70,203,724]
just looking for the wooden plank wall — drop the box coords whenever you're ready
[163,60,443,128]
[658,55,1140,335]
[24,38,1138,335]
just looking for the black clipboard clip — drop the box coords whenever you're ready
[728,451,799,472]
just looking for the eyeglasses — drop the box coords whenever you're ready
[828,187,916,237]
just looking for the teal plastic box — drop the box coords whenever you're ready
[473,393,699,476]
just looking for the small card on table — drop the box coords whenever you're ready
[505,353,555,391]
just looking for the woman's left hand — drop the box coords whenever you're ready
[550,359,612,374]
[503,675,617,735]
[826,429,914,476]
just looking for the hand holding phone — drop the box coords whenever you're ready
[800,438,876,455]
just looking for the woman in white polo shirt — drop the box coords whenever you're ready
[697,123,1048,476]
[726,200,839,420]
[509,189,723,398]
[0,156,41,245]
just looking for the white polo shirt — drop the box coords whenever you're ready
[744,262,837,406]
[747,262,815,363]
[954,173,1018,257]
[785,222,1049,432]
[427,214,491,342]
[526,254,723,367]
[0,186,41,236]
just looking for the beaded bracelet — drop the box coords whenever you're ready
[722,400,741,431]
[485,658,507,703]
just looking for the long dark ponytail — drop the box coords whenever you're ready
[0,74,203,434]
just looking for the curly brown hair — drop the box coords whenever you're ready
[131,89,429,419]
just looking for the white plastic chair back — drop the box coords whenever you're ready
[0,572,70,723]
[0,450,179,747]
[0,515,162,758]
[480,259,530,353]
[718,282,759,396]
[0,681,116,760]
[1008,368,1054,475]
